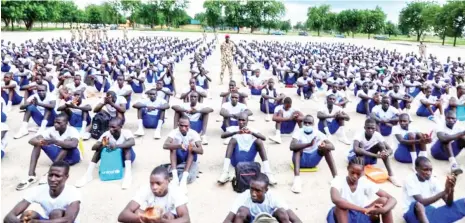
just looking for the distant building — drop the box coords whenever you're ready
[190,20,201,25]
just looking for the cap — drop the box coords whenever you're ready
[225,34,230,38]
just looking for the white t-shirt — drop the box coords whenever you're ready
[132,183,188,215]
[392,125,418,148]
[180,103,205,121]
[98,129,134,145]
[349,131,385,156]
[230,190,288,219]
[371,105,399,120]
[41,125,80,142]
[273,105,298,119]
[356,89,376,104]
[403,174,443,213]
[68,98,90,116]
[24,184,81,222]
[221,102,248,121]
[101,96,127,118]
[292,129,327,154]
[27,94,56,116]
[418,94,438,105]
[1,80,21,95]
[318,105,342,122]
[296,77,313,86]
[434,121,464,143]
[109,84,132,96]
[167,128,201,147]
[65,82,87,94]
[261,88,279,103]
[226,125,258,152]
[154,87,171,101]
[138,98,167,116]
[330,175,379,208]
[387,90,406,103]
[182,86,206,95]
[195,74,208,86]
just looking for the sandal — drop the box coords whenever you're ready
[16,176,38,191]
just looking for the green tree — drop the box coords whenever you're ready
[262,0,285,34]
[59,1,79,28]
[335,10,351,35]
[306,4,331,36]
[399,2,440,41]
[384,21,398,37]
[245,1,264,33]
[279,20,291,33]
[222,1,247,33]
[101,1,121,25]
[443,1,465,47]
[1,0,22,30]
[323,12,336,32]
[85,4,103,24]
[360,7,386,39]
[121,0,141,29]
[203,0,222,31]
[194,12,207,26]
[137,1,162,29]
[293,22,305,31]
[159,0,188,29]
[21,0,47,30]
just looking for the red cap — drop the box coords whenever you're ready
[225,34,230,38]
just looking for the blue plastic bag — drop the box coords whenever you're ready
[99,148,124,181]
[457,105,465,121]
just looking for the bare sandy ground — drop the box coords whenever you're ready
[1,30,464,222]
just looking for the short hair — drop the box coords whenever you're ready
[446,110,456,117]
[348,157,365,167]
[151,165,169,180]
[250,172,269,187]
[399,113,410,120]
[109,117,123,127]
[179,115,190,122]
[51,160,70,175]
[415,156,430,168]
[283,97,292,104]
[56,112,69,122]
[365,118,376,126]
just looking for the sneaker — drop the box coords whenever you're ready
[153,129,161,139]
[75,175,93,188]
[16,176,38,191]
[121,175,132,190]
[428,115,435,122]
[266,172,277,185]
[265,115,271,122]
[14,128,29,139]
[6,104,12,112]
[134,128,145,136]
[217,171,231,184]
[81,132,91,140]
[38,172,48,185]
[268,135,282,144]
[201,135,208,145]
[291,178,302,193]
[451,163,463,176]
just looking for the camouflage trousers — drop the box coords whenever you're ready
[220,59,233,80]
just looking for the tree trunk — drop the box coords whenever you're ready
[55,23,58,28]
[250,27,253,33]
[416,32,421,41]
[62,22,65,28]
[41,21,44,29]
[3,19,10,30]
[368,33,370,39]
[317,29,320,36]
[453,31,457,47]
[237,26,240,33]
[267,28,270,34]
[388,33,391,37]
[442,31,446,46]
[352,32,354,38]
[11,21,14,31]
[70,22,72,28]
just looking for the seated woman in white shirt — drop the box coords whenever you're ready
[162,116,204,193]
[261,79,285,121]
[290,115,337,193]
[317,94,350,144]
[417,86,444,119]
[110,75,133,110]
[118,166,190,223]
[220,92,252,132]
[76,117,136,189]
[57,91,92,140]
[172,92,213,145]
[247,68,267,96]
[93,90,127,124]
[370,96,400,136]
[347,119,400,187]
[269,97,304,144]
[393,113,431,170]
[223,173,302,223]
[133,89,170,139]
[218,112,276,185]
[403,157,465,223]
[327,157,397,223]
[16,113,81,191]
[4,161,81,223]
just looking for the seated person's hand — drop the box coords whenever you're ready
[240,127,251,134]
[366,203,384,215]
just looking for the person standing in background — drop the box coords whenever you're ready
[220,34,235,85]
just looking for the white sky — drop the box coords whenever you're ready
[74,0,447,25]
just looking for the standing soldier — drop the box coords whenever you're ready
[78,26,83,41]
[418,41,427,59]
[203,30,207,41]
[220,34,235,84]
[70,27,76,41]
[214,31,218,42]
[85,27,90,41]
[123,27,128,40]
[103,26,108,41]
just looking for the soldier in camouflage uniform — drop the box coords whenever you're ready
[220,34,235,84]
[78,26,83,41]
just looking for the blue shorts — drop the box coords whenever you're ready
[1,150,4,159]
[14,76,30,87]
[130,82,144,93]
[250,87,261,96]
[260,101,277,114]
[42,145,80,165]
[163,84,174,92]
[348,147,378,165]
[394,134,423,163]
[176,148,198,164]
[327,207,371,223]
[125,96,131,110]
[403,199,465,223]
[46,80,55,92]
[379,123,393,136]
[142,110,162,129]
[417,105,437,117]
[280,120,297,134]
[431,140,462,160]
[356,99,375,115]
[146,72,155,84]
[221,120,238,132]
[1,90,23,105]
[285,75,296,85]
[293,150,323,168]
[318,119,340,135]
[95,79,110,92]
[1,111,6,123]
[231,143,258,167]
[196,81,208,90]
[69,112,91,128]
[409,87,421,98]
[190,119,203,133]
[27,105,56,127]
[297,86,311,96]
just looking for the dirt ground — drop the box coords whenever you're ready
[1,30,464,222]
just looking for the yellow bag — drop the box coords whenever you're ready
[78,139,85,155]
[364,165,388,183]
[290,163,318,172]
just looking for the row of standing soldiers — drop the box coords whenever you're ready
[70,27,129,42]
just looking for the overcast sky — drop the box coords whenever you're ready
[74,0,446,25]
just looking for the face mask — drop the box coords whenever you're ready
[303,125,313,134]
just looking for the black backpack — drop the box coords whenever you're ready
[90,112,111,139]
[231,162,261,193]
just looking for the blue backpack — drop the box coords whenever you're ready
[457,105,465,121]
[99,148,124,181]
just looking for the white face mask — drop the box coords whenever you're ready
[303,125,313,134]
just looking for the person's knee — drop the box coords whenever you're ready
[236,207,250,220]
[274,208,290,220]
[254,138,264,147]
[408,132,417,140]
[377,197,388,206]
[49,209,65,219]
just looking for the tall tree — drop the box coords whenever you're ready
[223,1,246,33]
[399,2,439,41]
[160,0,188,29]
[137,1,161,29]
[85,4,103,24]
[121,0,141,29]
[21,0,47,30]
[203,0,222,31]
[443,1,465,47]
[245,1,264,33]
[335,10,351,35]
[1,0,22,30]
[306,4,331,36]
[361,7,386,39]
[262,0,285,34]
[293,22,305,31]
[384,21,398,37]
[280,20,291,33]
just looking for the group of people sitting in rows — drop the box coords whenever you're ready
[1,35,465,223]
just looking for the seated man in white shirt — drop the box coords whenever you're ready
[347,119,400,187]
[296,71,315,101]
[220,92,253,132]
[403,157,465,223]
[133,89,169,139]
[57,91,92,139]
[110,75,133,110]
[16,113,81,191]
[370,96,400,137]
[90,66,110,93]
[446,84,464,114]
[356,82,378,116]
[93,90,127,122]
[15,84,57,139]
[152,80,174,102]
[172,92,213,145]
[60,74,87,100]
[428,74,448,98]
[118,166,190,223]
[261,79,285,121]
[180,78,207,103]
[126,68,145,94]
[290,115,337,193]
[220,80,249,105]
[269,97,304,144]
[21,74,50,102]
[223,173,302,223]
[417,86,444,121]
[431,111,465,175]
[4,161,81,223]
[327,84,348,108]
[327,157,397,223]
[76,117,136,189]
[218,112,276,185]
[1,72,23,110]
[317,94,350,144]
[247,68,267,96]
[388,83,413,112]
[162,116,204,193]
